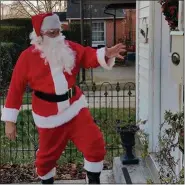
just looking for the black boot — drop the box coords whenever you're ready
[87,171,101,184]
[41,177,54,184]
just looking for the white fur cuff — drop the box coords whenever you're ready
[84,159,104,172]
[1,107,19,123]
[32,95,88,128]
[37,167,56,180]
[96,48,115,70]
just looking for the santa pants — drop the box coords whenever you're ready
[35,108,106,180]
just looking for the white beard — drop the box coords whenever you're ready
[33,34,75,74]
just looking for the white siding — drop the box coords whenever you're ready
[136,1,184,175]
[160,15,183,176]
[136,1,150,133]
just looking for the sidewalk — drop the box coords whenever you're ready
[86,66,135,84]
[34,170,114,184]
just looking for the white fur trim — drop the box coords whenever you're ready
[49,66,70,113]
[1,107,19,123]
[41,14,61,31]
[96,48,115,70]
[32,95,88,128]
[37,167,56,180]
[30,30,43,46]
[84,159,104,172]
[36,36,42,44]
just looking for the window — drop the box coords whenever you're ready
[92,21,105,46]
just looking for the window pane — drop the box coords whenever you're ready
[92,22,104,42]
[100,23,104,31]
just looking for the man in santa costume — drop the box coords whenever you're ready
[1,13,125,184]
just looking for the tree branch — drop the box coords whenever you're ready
[9,2,32,17]
[38,0,48,12]
[51,1,59,10]
[16,1,37,15]
[24,0,40,14]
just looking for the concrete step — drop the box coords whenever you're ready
[55,179,86,184]
[85,170,115,184]
[113,157,154,184]
[55,170,115,184]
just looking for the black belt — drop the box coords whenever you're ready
[34,86,76,102]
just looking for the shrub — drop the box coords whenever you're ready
[0,42,22,91]
[62,22,92,45]
[0,18,32,27]
[0,18,32,48]
[0,26,30,49]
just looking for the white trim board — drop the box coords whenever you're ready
[136,1,139,121]
[148,1,162,152]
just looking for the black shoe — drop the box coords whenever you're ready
[41,177,54,184]
[87,171,101,184]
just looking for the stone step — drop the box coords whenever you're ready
[55,170,115,184]
[55,179,86,184]
[113,157,154,184]
[85,170,115,184]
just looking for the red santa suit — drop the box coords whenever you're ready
[1,13,115,180]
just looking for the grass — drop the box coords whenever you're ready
[0,107,135,166]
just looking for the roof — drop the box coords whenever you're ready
[66,2,125,19]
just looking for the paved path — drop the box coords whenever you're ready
[33,170,114,184]
[113,157,154,184]
[86,66,135,83]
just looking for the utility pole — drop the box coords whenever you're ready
[80,0,86,82]
[114,9,116,45]
[0,0,2,20]
[0,0,1,20]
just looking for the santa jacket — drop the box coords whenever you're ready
[1,40,115,128]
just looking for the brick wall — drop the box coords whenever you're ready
[122,9,136,45]
[106,19,124,47]
[105,9,136,47]
[67,10,136,48]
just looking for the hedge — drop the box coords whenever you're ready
[0,26,31,49]
[0,42,22,91]
[0,18,32,28]
[62,22,92,45]
[0,18,32,49]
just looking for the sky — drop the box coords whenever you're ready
[2,0,38,5]
[2,0,13,4]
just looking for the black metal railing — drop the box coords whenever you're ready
[0,82,135,167]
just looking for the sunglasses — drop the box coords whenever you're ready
[41,29,61,38]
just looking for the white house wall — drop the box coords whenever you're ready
[160,21,179,116]
[136,1,183,174]
[136,1,150,133]
[160,12,183,176]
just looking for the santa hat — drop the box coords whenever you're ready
[31,13,61,37]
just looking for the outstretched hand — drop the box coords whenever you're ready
[105,43,126,60]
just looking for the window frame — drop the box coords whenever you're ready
[91,20,106,47]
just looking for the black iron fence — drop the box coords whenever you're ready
[0,82,135,166]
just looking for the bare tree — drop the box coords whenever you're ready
[8,0,67,18]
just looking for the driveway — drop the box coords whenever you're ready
[86,66,135,84]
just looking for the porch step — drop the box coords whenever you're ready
[55,179,86,184]
[55,170,115,184]
[113,157,154,184]
[85,170,115,184]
